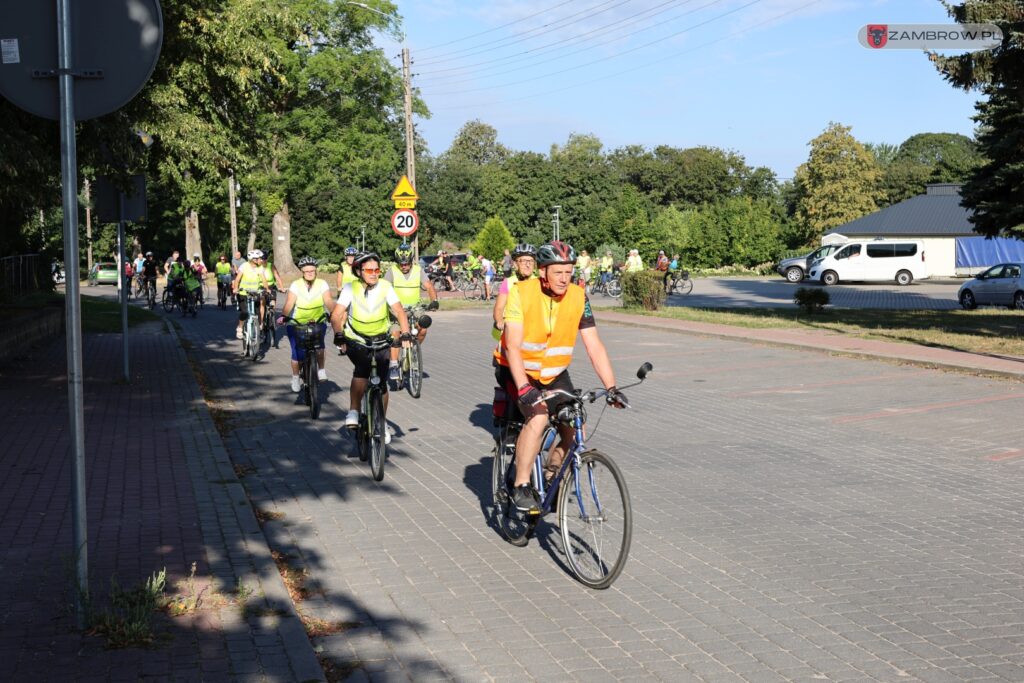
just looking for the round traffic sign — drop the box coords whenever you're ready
[0,0,163,121]
[391,209,418,237]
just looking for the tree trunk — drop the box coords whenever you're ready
[271,202,298,281]
[185,209,203,262]
[131,235,142,260]
[247,198,258,254]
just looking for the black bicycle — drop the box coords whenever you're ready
[349,336,393,481]
[282,314,328,420]
[217,274,232,309]
[666,269,692,295]
[492,363,652,589]
[260,289,278,351]
[396,305,426,399]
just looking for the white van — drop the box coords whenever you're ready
[808,240,927,286]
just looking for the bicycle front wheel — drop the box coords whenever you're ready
[607,280,623,298]
[368,391,386,481]
[162,290,174,313]
[557,450,632,589]
[491,426,531,547]
[306,358,320,420]
[674,278,692,295]
[405,341,423,399]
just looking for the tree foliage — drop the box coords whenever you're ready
[794,122,884,246]
[931,1,1024,239]
[471,216,515,263]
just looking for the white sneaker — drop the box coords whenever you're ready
[344,410,359,429]
[290,376,301,392]
[317,368,327,381]
[384,425,393,445]
[235,328,242,339]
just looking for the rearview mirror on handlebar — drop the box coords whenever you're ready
[637,362,653,380]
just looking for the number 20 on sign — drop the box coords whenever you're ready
[391,208,418,237]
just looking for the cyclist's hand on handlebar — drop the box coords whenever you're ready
[276,316,286,326]
[517,384,543,409]
[333,332,347,348]
[399,332,413,348]
[605,386,629,409]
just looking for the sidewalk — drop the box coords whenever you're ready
[0,321,323,682]
[597,310,1024,380]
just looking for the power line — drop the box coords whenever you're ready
[415,0,629,67]
[431,0,822,112]
[415,0,704,86]
[416,0,578,53]
[422,0,761,97]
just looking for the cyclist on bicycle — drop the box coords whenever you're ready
[214,254,233,303]
[330,252,412,443]
[384,243,439,385]
[166,255,188,304]
[335,246,359,293]
[182,260,203,307]
[492,243,536,338]
[495,240,627,514]
[232,250,271,340]
[599,250,614,285]
[140,252,159,300]
[279,256,335,392]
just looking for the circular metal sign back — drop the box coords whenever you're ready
[0,0,162,121]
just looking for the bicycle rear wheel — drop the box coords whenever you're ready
[405,341,423,399]
[306,357,320,420]
[557,450,632,589]
[491,425,531,546]
[368,390,386,481]
[674,277,692,295]
[607,279,622,298]
[162,290,174,313]
[463,279,482,300]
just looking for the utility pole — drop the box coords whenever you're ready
[84,179,93,271]
[228,171,238,256]
[552,205,562,242]
[402,47,418,260]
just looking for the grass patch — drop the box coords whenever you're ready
[78,294,161,332]
[271,551,314,602]
[255,508,286,526]
[435,298,490,311]
[614,306,1024,357]
[302,616,361,638]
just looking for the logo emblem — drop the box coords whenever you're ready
[866,24,888,48]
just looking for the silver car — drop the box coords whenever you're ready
[958,262,1024,310]
[777,244,840,283]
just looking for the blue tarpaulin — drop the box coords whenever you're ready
[955,237,1024,267]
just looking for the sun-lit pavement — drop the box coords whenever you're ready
[159,294,1024,682]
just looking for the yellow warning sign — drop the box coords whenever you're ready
[394,199,417,209]
[390,175,419,201]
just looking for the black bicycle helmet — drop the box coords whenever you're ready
[353,252,380,272]
[536,241,577,266]
[297,256,318,268]
[512,242,537,258]
[394,243,414,265]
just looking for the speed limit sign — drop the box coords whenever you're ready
[391,209,418,237]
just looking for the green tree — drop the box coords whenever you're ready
[719,197,782,267]
[930,1,1024,238]
[471,216,515,263]
[877,133,984,205]
[682,208,729,269]
[794,122,884,246]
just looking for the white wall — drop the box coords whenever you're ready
[920,238,956,278]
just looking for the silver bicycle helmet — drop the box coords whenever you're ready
[512,243,537,258]
[297,256,318,268]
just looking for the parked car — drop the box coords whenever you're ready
[958,262,1024,310]
[776,245,841,283]
[809,239,927,286]
[87,262,119,286]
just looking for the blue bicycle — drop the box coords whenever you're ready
[492,363,652,589]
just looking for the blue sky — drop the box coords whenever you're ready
[377,0,980,179]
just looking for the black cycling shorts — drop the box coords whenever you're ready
[494,362,574,415]
[346,337,391,391]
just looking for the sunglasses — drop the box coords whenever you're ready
[361,267,381,274]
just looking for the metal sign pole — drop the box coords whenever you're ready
[118,192,129,381]
[56,0,89,627]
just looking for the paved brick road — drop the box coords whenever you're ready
[170,299,1024,682]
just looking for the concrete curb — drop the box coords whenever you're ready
[596,310,1024,381]
[164,318,326,682]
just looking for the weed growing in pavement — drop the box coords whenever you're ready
[85,569,167,649]
[233,462,257,478]
[234,577,255,603]
[318,656,364,683]
[163,562,209,617]
[302,616,361,638]
[255,508,286,526]
[271,551,314,602]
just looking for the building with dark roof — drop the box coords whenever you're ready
[823,184,1024,276]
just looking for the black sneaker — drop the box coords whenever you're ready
[512,485,541,515]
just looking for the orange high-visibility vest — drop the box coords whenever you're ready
[495,278,584,384]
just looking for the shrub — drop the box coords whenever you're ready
[621,270,666,311]
[794,286,829,314]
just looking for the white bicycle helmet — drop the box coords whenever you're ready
[248,249,263,260]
